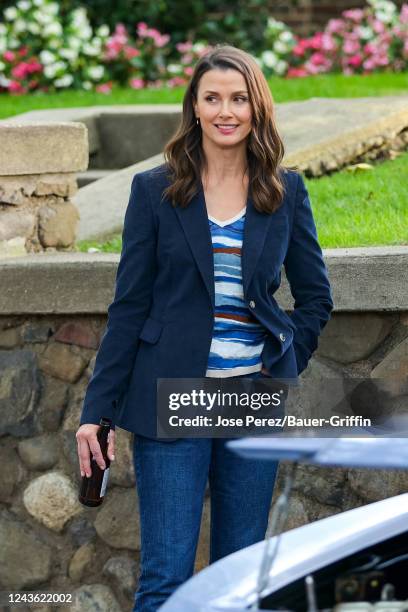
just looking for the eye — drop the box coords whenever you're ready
[205,95,217,102]
[235,96,248,102]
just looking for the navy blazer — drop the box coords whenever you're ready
[79,163,334,439]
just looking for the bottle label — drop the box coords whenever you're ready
[100,467,110,497]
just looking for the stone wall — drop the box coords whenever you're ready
[0,248,407,610]
[0,123,88,258]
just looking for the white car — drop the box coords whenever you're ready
[160,436,408,612]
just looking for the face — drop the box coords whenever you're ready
[193,68,252,149]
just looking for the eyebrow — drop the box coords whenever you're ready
[203,90,248,94]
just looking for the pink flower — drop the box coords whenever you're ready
[372,19,385,34]
[8,80,24,93]
[364,42,377,54]
[176,41,193,53]
[347,54,363,67]
[343,38,361,54]
[11,62,30,79]
[130,77,144,89]
[400,5,408,24]
[184,66,193,76]
[3,50,15,62]
[286,66,308,78]
[363,57,376,70]
[18,46,29,58]
[124,46,140,59]
[327,19,345,34]
[321,33,337,52]
[167,76,187,87]
[343,9,364,22]
[96,82,112,94]
[309,52,327,66]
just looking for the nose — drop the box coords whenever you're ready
[218,99,233,118]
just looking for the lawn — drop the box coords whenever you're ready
[0,72,407,120]
[76,150,408,253]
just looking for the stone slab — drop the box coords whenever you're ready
[74,153,164,241]
[0,122,89,175]
[0,246,407,314]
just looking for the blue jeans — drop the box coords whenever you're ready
[132,372,282,611]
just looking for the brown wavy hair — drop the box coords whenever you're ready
[162,44,295,214]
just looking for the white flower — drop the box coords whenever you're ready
[43,60,66,78]
[44,64,58,78]
[33,10,54,25]
[78,25,93,40]
[4,6,18,20]
[274,41,289,54]
[83,42,100,56]
[43,2,59,16]
[43,22,63,37]
[192,42,206,53]
[0,75,11,87]
[167,63,181,74]
[13,18,27,33]
[0,24,7,35]
[32,0,44,5]
[279,30,294,43]
[267,17,285,31]
[59,48,78,61]
[17,0,31,10]
[48,38,62,49]
[8,38,20,49]
[261,50,278,68]
[358,25,374,39]
[67,36,81,51]
[82,80,93,90]
[275,59,288,75]
[54,74,74,87]
[96,24,109,38]
[87,65,104,80]
[27,21,39,34]
[40,49,56,65]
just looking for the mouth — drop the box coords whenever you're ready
[214,124,239,134]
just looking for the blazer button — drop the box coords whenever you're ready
[279,333,286,342]
[249,300,256,309]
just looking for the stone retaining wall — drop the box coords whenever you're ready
[0,123,88,258]
[0,248,407,610]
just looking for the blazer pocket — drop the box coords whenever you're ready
[138,317,163,344]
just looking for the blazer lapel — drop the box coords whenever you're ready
[173,180,279,312]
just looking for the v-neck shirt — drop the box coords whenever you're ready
[205,206,267,377]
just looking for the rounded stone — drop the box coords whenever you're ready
[23,471,82,531]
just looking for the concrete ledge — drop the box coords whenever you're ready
[0,122,89,175]
[1,246,407,314]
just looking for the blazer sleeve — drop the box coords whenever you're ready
[283,172,334,376]
[79,172,157,428]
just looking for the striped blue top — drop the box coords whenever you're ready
[205,207,268,377]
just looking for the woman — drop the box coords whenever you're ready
[76,45,333,611]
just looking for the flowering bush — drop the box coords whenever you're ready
[256,18,297,77]
[0,0,407,94]
[0,1,110,92]
[287,0,408,77]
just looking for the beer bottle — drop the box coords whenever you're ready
[78,417,112,507]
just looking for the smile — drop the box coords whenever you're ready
[214,124,239,134]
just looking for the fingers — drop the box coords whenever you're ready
[76,424,113,479]
[107,429,115,461]
[89,437,106,472]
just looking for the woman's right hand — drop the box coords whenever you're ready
[76,424,115,478]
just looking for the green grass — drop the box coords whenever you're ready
[308,152,408,248]
[76,151,408,253]
[0,72,407,120]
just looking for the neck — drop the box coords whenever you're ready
[201,136,248,187]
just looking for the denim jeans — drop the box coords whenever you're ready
[131,371,282,611]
